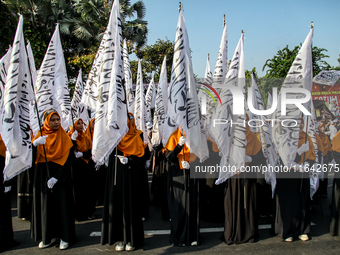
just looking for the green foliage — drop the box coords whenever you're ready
[260,44,332,105]
[134,38,174,83]
[0,1,17,57]
[263,44,331,78]
[3,0,148,82]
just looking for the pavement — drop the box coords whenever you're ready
[3,173,340,255]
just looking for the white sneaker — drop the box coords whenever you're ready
[115,242,125,251]
[284,237,293,242]
[125,242,135,251]
[38,238,57,249]
[191,241,198,246]
[298,234,309,241]
[59,239,69,250]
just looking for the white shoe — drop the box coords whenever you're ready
[59,239,69,250]
[38,238,57,249]
[191,241,198,246]
[298,234,309,241]
[284,237,293,242]
[115,242,125,251]
[125,242,135,251]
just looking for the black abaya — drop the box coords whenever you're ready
[72,150,96,220]
[101,149,144,248]
[166,144,198,246]
[17,166,34,220]
[31,150,76,245]
[330,151,340,236]
[0,156,15,253]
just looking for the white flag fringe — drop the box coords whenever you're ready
[92,0,128,166]
[1,16,34,181]
[210,32,246,184]
[123,39,135,114]
[168,9,208,162]
[134,59,148,144]
[273,27,313,166]
[152,56,168,147]
[33,24,71,134]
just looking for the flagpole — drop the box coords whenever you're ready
[24,42,51,180]
[300,21,314,192]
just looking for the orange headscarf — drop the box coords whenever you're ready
[318,124,331,155]
[164,127,197,169]
[0,134,6,157]
[332,130,340,153]
[68,119,92,163]
[245,114,262,157]
[32,110,73,165]
[84,118,95,141]
[297,131,316,164]
[118,113,145,157]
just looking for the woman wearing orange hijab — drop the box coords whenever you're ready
[164,127,198,247]
[330,129,340,236]
[273,118,315,242]
[68,118,95,221]
[318,123,332,197]
[101,113,145,252]
[223,117,265,245]
[31,109,75,250]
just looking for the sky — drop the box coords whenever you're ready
[136,0,340,78]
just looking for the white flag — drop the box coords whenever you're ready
[134,59,148,144]
[213,19,228,83]
[249,73,277,194]
[210,32,246,184]
[70,69,91,126]
[168,9,208,162]
[1,16,34,181]
[145,72,156,123]
[0,46,12,128]
[33,24,71,134]
[152,56,168,146]
[123,39,135,114]
[205,20,228,135]
[273,27,313,166]
[92,0,128,166]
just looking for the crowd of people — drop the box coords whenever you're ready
[1,109,340,252]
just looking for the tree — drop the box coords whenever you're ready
[262,44,331,78]
[0,1,17,57]
[3,0,148,78]
[132,38,174,83]
[260,45,331,105]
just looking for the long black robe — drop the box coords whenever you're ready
[200,141,224,223]
[72,150,96,220]
[151,144,170,220]
[0,156,15,253]
[271,156,313,240]
[222,149,265,245]
[166,144,198,246]
[31,149,76,244]
[101,149,144,248]
[141,146,151,219]
[330,151,340,236]
[17,166,34,220]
